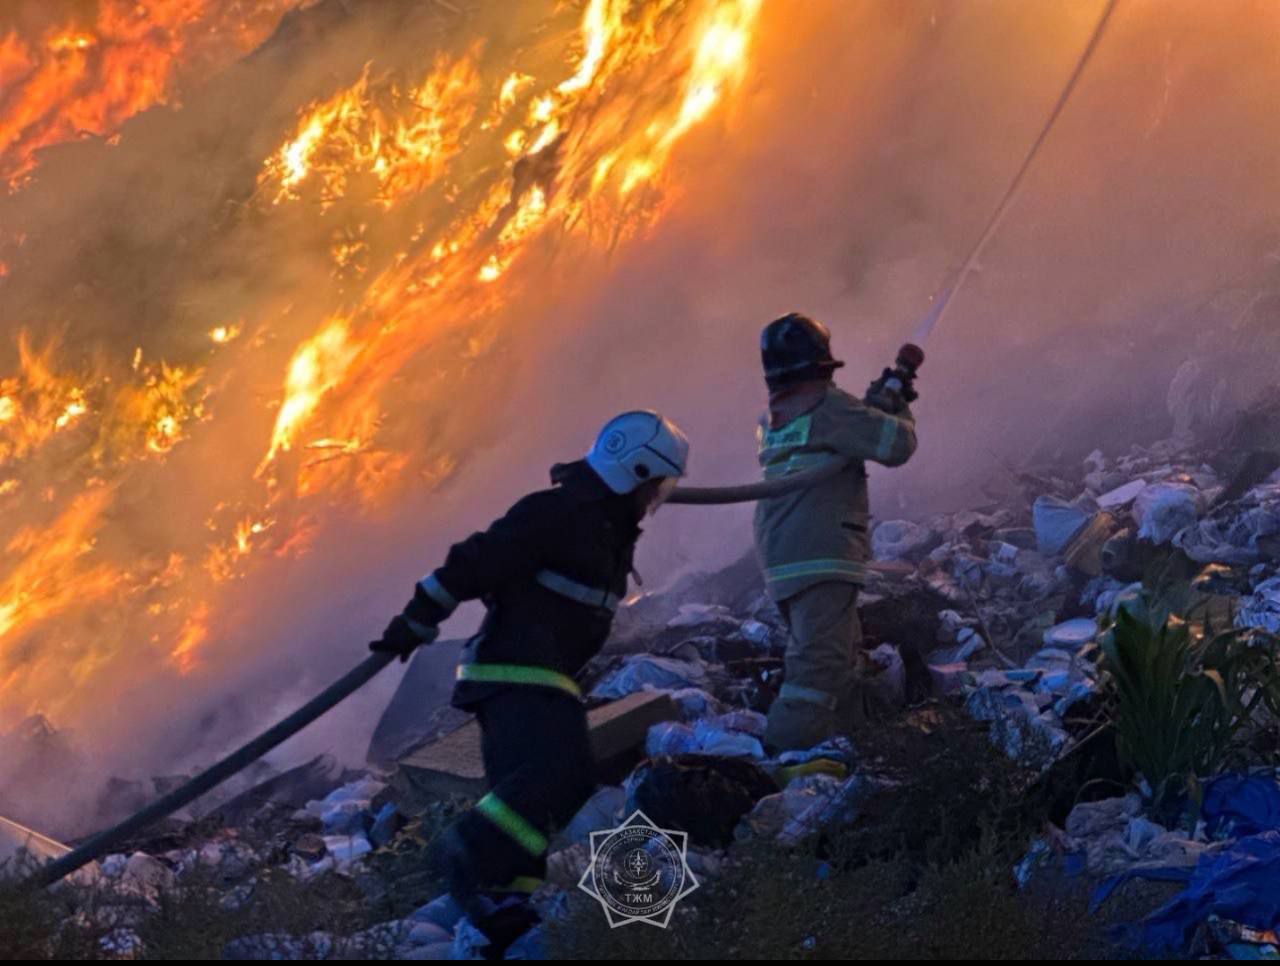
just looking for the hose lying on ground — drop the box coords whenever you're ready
[31,652,397,889]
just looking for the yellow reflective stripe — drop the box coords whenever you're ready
[762,452,838,480]
[780,682,839,709]
[475,794,548,857]
[491,876,544,895]
[765,559,867,583]
[455,663,582,698]
[776,758,849,786]
[758,415,812,459]
[875,416,900,462]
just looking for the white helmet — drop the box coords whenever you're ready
[586,411,689,495]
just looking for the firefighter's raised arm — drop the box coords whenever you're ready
[826,392,918,469]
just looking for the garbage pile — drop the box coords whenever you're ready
[1018,775,1280,960]
[7,433,1280,959]
[863,436,1280,773]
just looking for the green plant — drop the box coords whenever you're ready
[1098,589,1280,815]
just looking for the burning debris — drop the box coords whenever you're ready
[7,0,1280,961]
[5,414,1280,957]
[0,0,763,736]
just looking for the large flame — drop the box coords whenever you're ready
[0,0,762,729]
[0,0,310,189]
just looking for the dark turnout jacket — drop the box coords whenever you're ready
[414,461,642,710]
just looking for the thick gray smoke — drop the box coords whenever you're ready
[4,0,1280,835]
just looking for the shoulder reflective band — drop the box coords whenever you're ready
[535,569,620,612]
[455,663,583,698]
[780,682,839,710]
[764,559,868,585]
[418,572,459,614]
[475,793,548,857]
[758,414,812,461]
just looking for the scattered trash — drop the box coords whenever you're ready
[368,802,404,848]
[1033,496,1090,555]
[667,687,725,721]
[645,719,765,760]
[865,643,907,711]
[736,774,842,843]
[556,786,626,848]
[1133,483,1202,544]
[1094,831,1280,955]
[1236,577,1280,635]
[1043,618,1098,650]
[666,602,738,629]
[1201,775,1280,839]
[1064,512,1119,575]
[627,755,778,848]
[590,654,709,700]
[1097,479,1147,511]
[872,520,935,561]
[321,833,372,865]
[28,430,1280,960]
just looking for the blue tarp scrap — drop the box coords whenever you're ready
[1092,831,1280,955]
[1202,776,1280,840]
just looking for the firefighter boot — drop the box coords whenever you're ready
[465,892,541,961]
[764,690,842,753]
[425,822,481,903]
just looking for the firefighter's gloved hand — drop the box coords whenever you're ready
[865,383,908,415]
[370,615,439,662]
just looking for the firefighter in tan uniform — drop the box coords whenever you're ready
[754,313,919,752]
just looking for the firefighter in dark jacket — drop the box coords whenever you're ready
[369,410,689,951]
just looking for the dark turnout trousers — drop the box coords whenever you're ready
[438,688,596,902]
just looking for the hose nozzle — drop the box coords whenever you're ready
[897,343,925,376]
[868,343,925,410]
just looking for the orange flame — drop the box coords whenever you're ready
[260,0,763,499]
[0,0,764,727]
[260,48,482,209]
[0,2,309,189]
[0,488,120,659]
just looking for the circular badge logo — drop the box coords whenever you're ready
[578,810,698,928]
[601,429,628,455]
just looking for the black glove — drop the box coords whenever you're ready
[370,614,439,662]
[866,363,919,413]
[865,381,908,415]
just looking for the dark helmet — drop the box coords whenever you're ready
[760,312,844,386]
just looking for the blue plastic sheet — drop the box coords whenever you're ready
[1203,776,1280,839]
[1093,831,1280,954]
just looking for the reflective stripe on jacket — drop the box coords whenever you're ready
[753,383,916,602]
[419,460,641,709]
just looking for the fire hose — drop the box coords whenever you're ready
[667,342,925,505]
[667,457,845,504]
[30,653,397,888]
[29,5,1117,889]
[28,449,862,888]
[30,347,924,889]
